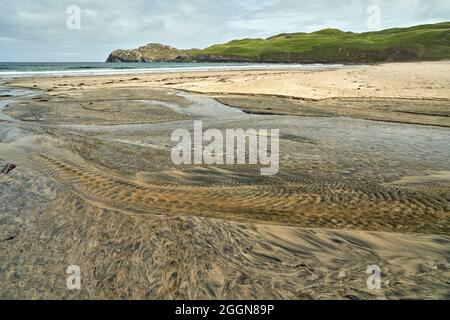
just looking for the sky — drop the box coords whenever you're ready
[1,0,449,62]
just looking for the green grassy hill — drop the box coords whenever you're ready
[107,22,450,63]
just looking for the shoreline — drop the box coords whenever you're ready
[3,61,448,99]
[4,60,449,127]
[2,59,447,80]
[0,62,350,79]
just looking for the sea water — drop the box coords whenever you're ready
[0,62,348,78]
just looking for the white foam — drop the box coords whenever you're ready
[0,63,350,79]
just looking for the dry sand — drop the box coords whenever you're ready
[7,61,450,100]
[0,61,449,299]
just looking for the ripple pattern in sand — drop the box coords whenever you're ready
[1,137,448,234]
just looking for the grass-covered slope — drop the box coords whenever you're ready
[107,22,450,63]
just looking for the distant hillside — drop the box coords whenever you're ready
[106,44,189,62]
[106,22,450,63]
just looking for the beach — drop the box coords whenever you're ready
[0,61,449,299]
[6,61,449,126]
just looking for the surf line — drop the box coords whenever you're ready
[171,120,279,176]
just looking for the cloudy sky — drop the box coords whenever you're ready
[1,0,449,61]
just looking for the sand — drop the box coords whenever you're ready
[7,61,449,127]
[7,61,450,100]
[0,61,449,299]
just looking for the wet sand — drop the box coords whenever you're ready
[0,62,449,299]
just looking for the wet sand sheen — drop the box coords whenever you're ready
[0,64,449,299]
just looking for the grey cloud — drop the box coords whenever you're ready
[0,0,448,61]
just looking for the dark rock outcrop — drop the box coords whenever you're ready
[1,163,16,175]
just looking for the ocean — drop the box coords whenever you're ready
[0,62,346,78]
